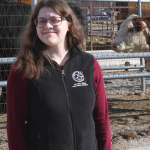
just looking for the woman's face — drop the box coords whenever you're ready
[36,7,69,48]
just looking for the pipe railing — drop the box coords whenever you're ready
[88,52,150,92]
[1,52,150,92]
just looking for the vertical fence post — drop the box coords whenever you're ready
[138,0,145,92]
[140,58,145,92]
[138,0,142,17]
[31,0,37,10]
[90,1,93,50]
[110,2,114,41]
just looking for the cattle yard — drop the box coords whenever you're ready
[106,76,150,150]
[0,0,150,150]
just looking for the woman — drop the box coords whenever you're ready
[6,0,112,150]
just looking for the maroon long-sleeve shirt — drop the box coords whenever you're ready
[6,58,112,150]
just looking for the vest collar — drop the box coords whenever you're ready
[69,46,81,59]
[44,46,82,66]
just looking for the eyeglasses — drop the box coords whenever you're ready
[34,17,67,28]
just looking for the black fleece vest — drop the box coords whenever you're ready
[25,47,97,150]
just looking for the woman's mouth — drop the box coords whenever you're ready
[43,32,56,34]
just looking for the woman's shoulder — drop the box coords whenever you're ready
[8,63,27,83]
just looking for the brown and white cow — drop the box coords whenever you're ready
[112,14,150,71]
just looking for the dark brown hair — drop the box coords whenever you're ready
[14,0,84,79]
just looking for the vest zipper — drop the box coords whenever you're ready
[62,69,75,150]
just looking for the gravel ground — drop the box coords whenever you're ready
[0,114,7,150]
[104,71,150,150]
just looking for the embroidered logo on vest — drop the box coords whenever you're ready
[72,71,84,82]
[72,71,88,87]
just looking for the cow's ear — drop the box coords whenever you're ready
[132,20,143,32]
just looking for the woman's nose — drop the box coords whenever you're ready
[44,21,53,28]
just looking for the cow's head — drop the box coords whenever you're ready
[112,14,150,53]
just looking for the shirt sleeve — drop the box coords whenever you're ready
[6,66,29,150]
[93,58,112,150]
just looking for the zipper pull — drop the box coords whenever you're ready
[62,70,65,76]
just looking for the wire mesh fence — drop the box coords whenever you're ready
[0,1,31,148]
[0,0,150,150]
[0,0,31,115]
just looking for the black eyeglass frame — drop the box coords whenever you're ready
[34,17,67,28]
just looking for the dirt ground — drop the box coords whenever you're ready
[0,114,7,150]
[0,89,150,150]
[108,91,150,150]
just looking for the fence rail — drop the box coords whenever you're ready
[103,72,150,79]
[0,57,16,64]
[1,52,150,91]
[90,52,150,59]
[88,51,150,92]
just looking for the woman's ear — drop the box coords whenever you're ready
[67,22,71,31]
